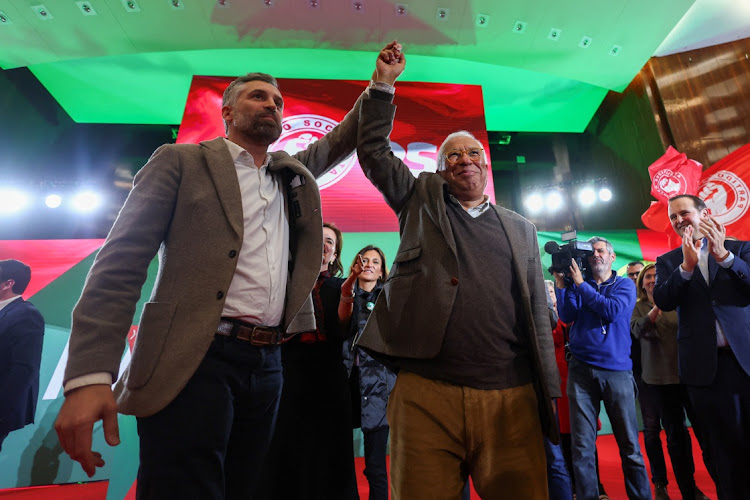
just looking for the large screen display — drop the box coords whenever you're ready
[176,77,495,232]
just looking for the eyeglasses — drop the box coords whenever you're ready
[444,148,484,165]
[626,272,640,278]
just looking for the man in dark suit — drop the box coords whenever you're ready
[0,259,45,452]
[355,55,561,499]
[654,194,750,500]
[54,43,404,499]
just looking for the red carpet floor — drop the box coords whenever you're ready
[0,429,716,499]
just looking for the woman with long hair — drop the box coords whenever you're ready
[341,245,395,500]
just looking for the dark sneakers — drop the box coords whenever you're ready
[654,483,670,500]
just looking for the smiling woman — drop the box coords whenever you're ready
[341,244,395,500]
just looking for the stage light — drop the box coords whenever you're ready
[45,194,63,208]
[0,189,29,213]
[72,191,101,212]
[599,188,612,202]
[524,193,544,214]
[545,191,563,211]
[578,187,596,207]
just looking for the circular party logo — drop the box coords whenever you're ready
[269,114,357,190]
[652,169,687,199]
[698,170,749,225]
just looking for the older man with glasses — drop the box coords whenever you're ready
[354,52,561,500]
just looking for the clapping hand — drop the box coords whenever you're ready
[699,216,730,262]
[681,225,701,272]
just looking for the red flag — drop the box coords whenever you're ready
[641,143,750,244]
[647,146,703,203]
[696,143,750,240]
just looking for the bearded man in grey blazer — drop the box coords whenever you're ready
[356,56,561,500]
[54,42,405,500]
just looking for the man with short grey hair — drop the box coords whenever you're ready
[355,57,561,498]
[554,236,650,500]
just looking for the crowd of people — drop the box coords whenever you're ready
[4,38,740,500]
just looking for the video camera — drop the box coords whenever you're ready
[544,230,594,278]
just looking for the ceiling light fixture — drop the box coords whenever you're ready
[436,8,449,20]
[512,21,527,34]
[579,36,592,48]
[31,5,53,20]
[395,3,407,16]
[76,1,97,15]
[476,14,489,27]
[0,11,11,24]
[352,0,364,13]
[121,0,141,12]
[547,28,561,41]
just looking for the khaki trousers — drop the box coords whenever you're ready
[387,372,548,500]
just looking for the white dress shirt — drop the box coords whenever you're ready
[65,139,290,392]
[221,138,289,326]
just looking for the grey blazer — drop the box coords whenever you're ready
[354,96,561,441]
[64,92,366,417]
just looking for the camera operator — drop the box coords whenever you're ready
[554,236,650,500]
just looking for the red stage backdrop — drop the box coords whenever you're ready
[176,77,494,232]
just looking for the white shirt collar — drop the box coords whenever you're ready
[0,295,21,311]
[223,137,271,167]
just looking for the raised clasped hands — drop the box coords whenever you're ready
[698,216,730,262]
[374,40,405,86]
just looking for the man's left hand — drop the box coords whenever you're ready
[700,216,730,262]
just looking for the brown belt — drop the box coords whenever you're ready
[216,318,285,346]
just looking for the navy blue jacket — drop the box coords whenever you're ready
[342,283,395,432]
[0,298,45,434]
[654,239,750,386]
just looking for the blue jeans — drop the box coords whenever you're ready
[546,399,573,500]
[545,436,573,500]
[136,336,282,500]
[567,357,650,500]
